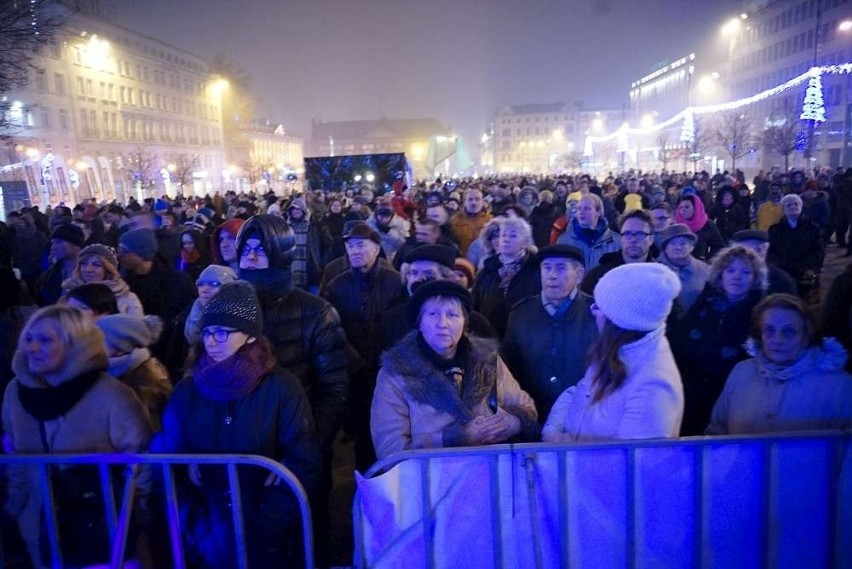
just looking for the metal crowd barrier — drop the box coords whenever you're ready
[0,453,313,569]
[354,431,852,569]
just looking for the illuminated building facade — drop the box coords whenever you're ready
[0,12,228,206]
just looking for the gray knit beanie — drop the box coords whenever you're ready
[199,281,263,338]
[593,263,681,331]
[196,264,237,286]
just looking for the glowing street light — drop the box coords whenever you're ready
[641,113,655,128]
[591,118,604,132]
[721,18,742,36]
[365,172,375,183]
[839,20,852,32]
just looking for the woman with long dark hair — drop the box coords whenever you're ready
[543,263,683,441]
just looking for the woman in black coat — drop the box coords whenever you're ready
[671,245,768,436]
[711,185,750,242]
[471,216,541,339]
[153,281,318,568]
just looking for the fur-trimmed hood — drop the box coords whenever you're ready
[380,331,499,421]
[744,336,849,381]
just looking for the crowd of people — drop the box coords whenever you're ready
[0,164,851,567]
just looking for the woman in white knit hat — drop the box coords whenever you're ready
[61,243,144,316]
[542,263,684,442]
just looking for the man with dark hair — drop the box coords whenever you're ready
[392,217,457,271]
[581,209,656,294]
[450,188,491,256]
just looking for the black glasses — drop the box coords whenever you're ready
[622,231,652,240]
[201,328,240,343]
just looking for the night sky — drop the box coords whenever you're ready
[106,0,741,148]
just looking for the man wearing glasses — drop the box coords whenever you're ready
[580,210,656,295]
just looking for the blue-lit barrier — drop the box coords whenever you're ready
[0,454,313,569]
[353,431,852,569]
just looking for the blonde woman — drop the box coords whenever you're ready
[62,243,144,316]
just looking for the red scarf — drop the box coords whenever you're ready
[194,342,270,402]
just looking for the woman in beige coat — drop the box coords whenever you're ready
[371,281,539,462]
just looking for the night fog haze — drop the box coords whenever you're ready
[107,0,741,150]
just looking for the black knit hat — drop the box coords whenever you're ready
[408,280,472,325]
[199,281,263,338]
[51,223,85,248]
[403,244,456,269]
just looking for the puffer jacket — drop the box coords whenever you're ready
[707,338,852,435]
[251,273,349,453]
[371,332,539,461]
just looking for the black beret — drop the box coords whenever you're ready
[731,229,769,243]
[50,223,85,248]
[536,244,584,266]
[403,245,456,269]
[407,280,472,325]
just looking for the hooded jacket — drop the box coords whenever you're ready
[706,338,852,435]
[371,332,538,460]
[2,322,151,567]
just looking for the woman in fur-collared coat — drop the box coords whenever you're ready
[370,281,539,462]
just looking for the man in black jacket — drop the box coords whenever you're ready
[323,222,403,471]
[502,245,598,422]
[235,214,348,566]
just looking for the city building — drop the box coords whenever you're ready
[725,0,852,169]
[0,11,229,207]
[222,118,304,193]
[308,117,452,178]
[492,103,582,173]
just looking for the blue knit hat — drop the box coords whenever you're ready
[119,228,158,261]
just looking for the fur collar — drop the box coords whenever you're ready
[381,331,499,421]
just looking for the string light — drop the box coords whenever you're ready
[30,0,39,36]
[585,63,852,150]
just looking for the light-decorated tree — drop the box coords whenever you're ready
[799,74,826,123]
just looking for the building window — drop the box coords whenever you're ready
[77,77,85,96]
[54,73,65,96]
[89,110,97,136]
[59,109,69,130]
[86,78,93,97]
[40,108,50,128]
[35,70,47,92]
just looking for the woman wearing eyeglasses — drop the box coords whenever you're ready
[153,281,318,568]
[542,263,684,442]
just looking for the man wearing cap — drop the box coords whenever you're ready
[318,220,393,296]
[502,245,598,421]
[323,222,403,471]
[118,228,196,374]
[450,188,492,256]
[380,245,496,351]
[34,223,85,306]
[655,224,710,311]
[366,201,409,264]
[732,229,797,295]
